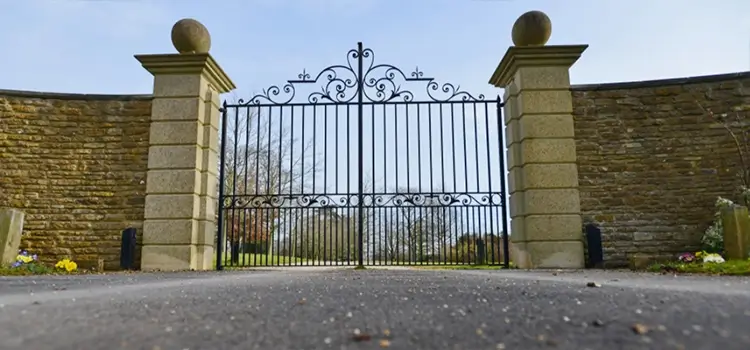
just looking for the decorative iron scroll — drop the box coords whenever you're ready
[223,192,503,209]
[237,44,485,105]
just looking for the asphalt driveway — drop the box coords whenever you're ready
[1,268,749,350]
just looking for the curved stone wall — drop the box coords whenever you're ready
[0,89,152,269]
[572,72,750,266]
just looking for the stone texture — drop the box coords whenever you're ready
[0,209,25,265]
[171,18,212,54]
[572,72,750,267]
[511,10,552,47]
[721,205,750,260]
[0,91,151,270]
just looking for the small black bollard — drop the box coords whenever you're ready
[584,223,604,268]
[475,238,486,265]
[120,227,137,270]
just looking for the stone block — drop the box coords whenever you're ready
[146,169,201,195]
[505,119,518,147]
[202,124,219,151]
[197,195,217,222]
[151,97,204,122]
[144,194,200,219]
[199,171,219,197]
[201,148,219,174]
[507,167,522,194]
[721,205,750,259]
[519,240,584,269]
[524,214,582,241]
[519,138,577,164]
[516,89,573,115]
[153,74,208,98]
[509,191,525,218]
[195,220,216,246]
[0,209,25,266]
[514,66,572,90]
[141,244,192,271]
[206,100,221,128]
[510,216,526,242]
[147,145,202,170]
[502,97,518,126]
[521,163,579,190]
[518,114,575,140]
[142,219,199,245]
[523,188,581,215]
[149,121,203,145]
[192,244,215,270]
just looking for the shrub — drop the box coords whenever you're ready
[701,197,733,254]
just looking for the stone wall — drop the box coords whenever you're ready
[572,72,750,267]
[0,89,152,270]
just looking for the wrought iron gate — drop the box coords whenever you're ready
[216,43,509,269]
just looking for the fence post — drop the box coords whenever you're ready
[488,11,587,269]
[135,19,236,271]
[721,205,750,259]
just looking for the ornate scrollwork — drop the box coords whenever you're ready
[222,192,503,209]
[236,43,485,106]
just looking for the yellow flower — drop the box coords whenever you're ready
[16,255,33,264]
[64,260,77,272]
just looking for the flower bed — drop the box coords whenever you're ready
[0,250,79,276]
[648,250,750,276]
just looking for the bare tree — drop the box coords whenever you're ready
[219,93,319,260]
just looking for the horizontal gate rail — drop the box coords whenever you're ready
[216,42,509,269]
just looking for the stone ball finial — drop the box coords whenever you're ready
[511,11,552,47]
[171,18,211,54]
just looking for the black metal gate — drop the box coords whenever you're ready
[216,43,509,269]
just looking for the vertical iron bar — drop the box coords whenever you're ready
[371,103,376,265]
[254,105,262,266]
[323,105,328,266]
[335,105,340,265]
[242,105,252,267]
[230,105,240,266]
[497,97,510,268]
[439,103,447,265]
[347,103,351,264]
[483,102,497,265]
[312,106,317,266]
[265,105,273,266]
[277,106,284,266]
[301,105,307,265]
[290,105,295,266]
[356,41,366,268]
[427,103,435,264]
[216,103,229,271]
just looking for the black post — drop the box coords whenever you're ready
[497,97,511,268]
[120,227,137,270]
[475,238,486,265]
[216,103,229,271]
[584,223,604,268]
[356,42,365,268]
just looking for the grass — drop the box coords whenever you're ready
[214,253,314,268]
[647,259,750,276]
[412,262,515,270]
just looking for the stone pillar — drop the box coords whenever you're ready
[136,19,236,271]
[488,11,586,269]
[721,205,750,260]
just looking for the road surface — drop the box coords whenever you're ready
[1,268,749,349]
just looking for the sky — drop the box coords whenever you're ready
[2,0,750,97]
[3,0,750,243]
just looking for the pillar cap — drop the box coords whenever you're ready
[488,45,588,88]
[134,53,236,93]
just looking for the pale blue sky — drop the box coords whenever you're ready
[2,0,750,97]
